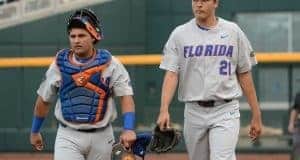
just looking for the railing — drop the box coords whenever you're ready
[0,52,299,68]
[0,0,112,30]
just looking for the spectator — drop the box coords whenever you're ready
[288,92,300,160]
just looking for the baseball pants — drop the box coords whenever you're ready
[54,124,115,160]
[183,100,240,160]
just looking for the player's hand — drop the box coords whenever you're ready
[30,132,44,151]
[288,123,295,133]
[120,130,136,149]
[249,114,262,141]
[156,109,170,131]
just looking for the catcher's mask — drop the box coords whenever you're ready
[112,143,136,160]
[67,8,103,43]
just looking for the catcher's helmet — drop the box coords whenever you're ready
[67,8,103,43]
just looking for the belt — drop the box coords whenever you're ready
[196,99,232,107]
[59,122,106,133]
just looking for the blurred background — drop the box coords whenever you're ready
[0,0,299,159]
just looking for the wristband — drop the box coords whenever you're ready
[31,116,45,133]
[123,112,135,130]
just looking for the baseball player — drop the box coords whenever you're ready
[288,92,300,160]
[156,0,263,160]
[30,8,136,160]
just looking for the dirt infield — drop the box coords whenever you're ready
[0,153,290,160]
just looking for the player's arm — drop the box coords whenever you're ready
[289,93,300,133]
[119,95,136,148]
[30,96,51,151]
[34,96,51,117]
[120,95,135,113]
[237,71,262,140]
[288,109,298,133]
[111,57,137,148]
[157,70,178,130]
[157,28,179,130]
[30,61,59,151]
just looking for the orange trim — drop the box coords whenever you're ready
[85,22,101,40]
[96,97,104,122]
[72,63,110,86]
[71,62,110,123]
[84,82,106,122]
[83,63,110,76]
[85,83,106,98]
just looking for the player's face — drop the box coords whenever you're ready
[192,0,218,20]
[69,28,95,58]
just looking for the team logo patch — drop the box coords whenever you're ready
[250,51,255,57]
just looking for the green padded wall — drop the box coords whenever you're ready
[0,0,146,151]
[0,0,300,152]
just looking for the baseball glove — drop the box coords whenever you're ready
[149,125,181,153]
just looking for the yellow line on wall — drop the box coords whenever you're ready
[0,55,162,68]
[0,57,54,68]
[0,53,299,68]
[256,53,300,63]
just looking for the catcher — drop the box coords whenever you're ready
[112,125,181,160]
[30,8,136,160]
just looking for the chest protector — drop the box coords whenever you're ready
[56,49,112,123]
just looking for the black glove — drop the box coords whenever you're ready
[149,125,181,153]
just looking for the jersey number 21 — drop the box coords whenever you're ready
[219,60,231,75]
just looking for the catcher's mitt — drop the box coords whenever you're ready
[149,125,181,153]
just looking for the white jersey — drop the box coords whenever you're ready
[37,54,133,130]
[160,18,256,102]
